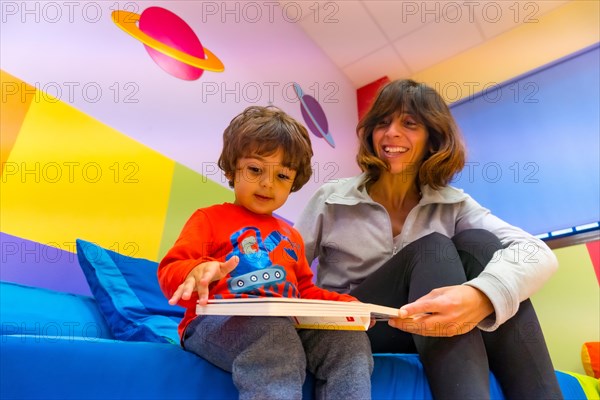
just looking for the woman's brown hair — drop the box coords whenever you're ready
[218,106,313,192]
[356,79,465,189]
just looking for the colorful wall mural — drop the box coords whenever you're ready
[1,2,362,262]
[1,0,598,375]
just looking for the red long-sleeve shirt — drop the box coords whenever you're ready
[158,203,355,339]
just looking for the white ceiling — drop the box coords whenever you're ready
[284,0,570,88]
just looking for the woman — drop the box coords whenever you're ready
[295,79,563,399]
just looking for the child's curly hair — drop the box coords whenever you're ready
[218,106,313,192]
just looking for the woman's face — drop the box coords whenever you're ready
[372,112,430,178]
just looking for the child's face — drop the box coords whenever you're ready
[230,148,296,215]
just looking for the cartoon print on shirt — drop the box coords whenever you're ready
[225,226,297,294]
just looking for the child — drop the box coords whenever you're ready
[158,106,374,400]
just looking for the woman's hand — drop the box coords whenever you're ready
[388,285,494,337]
[168,256,239,306]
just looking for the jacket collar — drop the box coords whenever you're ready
[326,173,468,206]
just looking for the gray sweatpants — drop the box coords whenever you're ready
[183,315,374,400]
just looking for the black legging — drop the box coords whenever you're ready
[350,230,563,400]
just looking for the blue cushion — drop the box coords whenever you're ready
[2,336,594,400]
[0,281,114,339]
[75,239,184,344]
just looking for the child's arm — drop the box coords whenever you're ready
[168,256,239,306]
[291,230,356,302]
[158,209,234,307]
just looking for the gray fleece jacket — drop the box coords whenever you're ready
[294,174,558,331]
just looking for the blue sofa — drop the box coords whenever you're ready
[1,281,598,399]
[2,238,598,399]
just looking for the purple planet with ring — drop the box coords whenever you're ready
[293,83,335,148]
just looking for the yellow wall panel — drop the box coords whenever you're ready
[0,97,174,260]
[533,244,600,374]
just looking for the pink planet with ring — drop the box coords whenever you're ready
[112,7,224,81]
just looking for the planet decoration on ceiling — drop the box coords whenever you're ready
[111,7,224,81]
[293,83,335,148]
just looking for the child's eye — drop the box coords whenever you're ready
[376,119,390,126]
[277,173,291,181]
[247,166,262,175]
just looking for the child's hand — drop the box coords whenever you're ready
[168,256,239,306]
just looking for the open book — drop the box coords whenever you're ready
[196,297,401,331]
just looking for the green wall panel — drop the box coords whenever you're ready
[158,163,233,260]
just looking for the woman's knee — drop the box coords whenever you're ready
[417,232,453,246]
[452,229,502,278]
[453,229,501,251]
[406,232,457,263]
[453,230,502,263]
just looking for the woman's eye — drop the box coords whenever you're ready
[404,119,417,128]
[376,119,390,126]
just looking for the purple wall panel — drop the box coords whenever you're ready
[0,232,91,296]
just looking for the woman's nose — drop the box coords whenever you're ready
[385,122,401,137]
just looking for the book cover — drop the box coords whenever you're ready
[196,298,401,331]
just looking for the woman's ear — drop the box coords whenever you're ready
[428,137,437,154]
